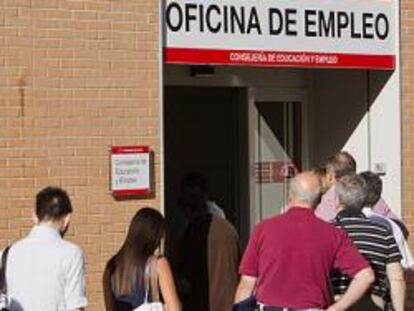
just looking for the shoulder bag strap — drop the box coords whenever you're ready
[149,256,160,302]
[143,258,151,303]
[0,246,11,295]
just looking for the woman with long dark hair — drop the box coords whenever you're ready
[103,207,181,311]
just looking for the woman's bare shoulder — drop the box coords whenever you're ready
[155,255,170,269]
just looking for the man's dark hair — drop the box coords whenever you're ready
[180,173,208,194]
[326,151,357,179]
[359,171,382,207]
[36,187,73,222]
[179,173,208,214]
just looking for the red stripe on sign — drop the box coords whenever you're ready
[112,189,151,196]
[111,146,149,154]
[164,48,395,70]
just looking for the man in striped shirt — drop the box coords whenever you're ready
[332,174,405,311]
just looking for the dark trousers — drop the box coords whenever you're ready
[346,295,384,311]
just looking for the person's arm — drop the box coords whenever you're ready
[234,276,256,304]
[65,249,88,311]
[386,262,406,311]
[234,225,260,304]
[383,227,406,310]
[157,257,181,311]
[326,267,374,311]
[330,229,375,311]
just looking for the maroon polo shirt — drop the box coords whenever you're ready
[239,207,369,308]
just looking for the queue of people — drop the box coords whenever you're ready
[233,151,410,311]
[0,151,410,311]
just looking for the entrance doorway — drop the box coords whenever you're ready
[164,86,249,250]
[163,83,306,248]
[163,65,401,247]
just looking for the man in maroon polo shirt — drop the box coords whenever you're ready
[234,171,375,311]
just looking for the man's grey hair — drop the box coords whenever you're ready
[289,172,322,207]
[336,174,367,210]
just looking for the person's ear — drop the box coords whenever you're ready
[33,213,39,225]
[287,192,294,205]
[326,172,336,186]
[58,213,72,237]
[62,213,71,230]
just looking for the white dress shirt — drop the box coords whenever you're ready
[362,207,414,270]
[2,225,87,311]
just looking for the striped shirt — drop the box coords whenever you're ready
[332,210,402,299]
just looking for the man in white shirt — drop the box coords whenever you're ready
[2,187,87,311]
[359,171,414,271]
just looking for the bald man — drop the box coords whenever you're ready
[234,172,374,311]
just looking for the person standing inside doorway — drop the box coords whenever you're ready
[175,173,239,311]
[1,187,88,311]
[235,171,374,311]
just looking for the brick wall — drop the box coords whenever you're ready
[401,0,414,309]
[0,0,160,309]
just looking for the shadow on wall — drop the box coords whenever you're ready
[310,69,392,167]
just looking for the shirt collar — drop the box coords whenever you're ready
[362,207,373,216]
[287,206,315,216]
[29,224,62,241]
[336,208,365,219]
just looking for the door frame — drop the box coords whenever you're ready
[247,87,310,230]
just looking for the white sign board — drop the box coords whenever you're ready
[164,0,396,69]
[111,146,151,196]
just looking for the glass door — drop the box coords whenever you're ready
[249,88,307,226]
